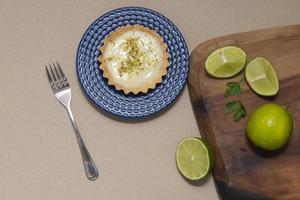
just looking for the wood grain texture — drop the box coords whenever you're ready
[188,24,300,200]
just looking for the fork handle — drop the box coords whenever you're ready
[66,106,99,181]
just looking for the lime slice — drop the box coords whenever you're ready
[205,46,246,78]
[176,137,213,180]
[245,57,279,96]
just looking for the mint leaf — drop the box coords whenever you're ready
[225,82,241,97]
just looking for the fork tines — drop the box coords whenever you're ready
[46,62,69,90]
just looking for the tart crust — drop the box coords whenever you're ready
[98,24,170,94]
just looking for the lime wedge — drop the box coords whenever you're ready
[245,57,279,96]
[176,137,213,180]
[205,46,246,78]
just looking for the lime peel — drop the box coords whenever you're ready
[247,103,293,151]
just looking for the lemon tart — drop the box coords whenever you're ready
[99,25,169,94]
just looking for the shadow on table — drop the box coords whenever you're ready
[182,173,211,186]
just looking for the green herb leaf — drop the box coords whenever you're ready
[224,78,246,122]
[233,102,247,122]
[224,100,239,113]
[225,81,241,97]
[224,100,246,122]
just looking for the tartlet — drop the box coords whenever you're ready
[99,24,169,94]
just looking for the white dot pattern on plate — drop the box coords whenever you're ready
[76,7,189,118]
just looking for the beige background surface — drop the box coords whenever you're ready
[0,0,299,199]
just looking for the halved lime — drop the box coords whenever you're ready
[176,137,213,180]
[205,46,246,78]
[245,57,279,96]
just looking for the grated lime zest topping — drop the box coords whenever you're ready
[116,37,158,77]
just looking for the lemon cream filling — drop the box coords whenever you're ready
[99,25,169,94]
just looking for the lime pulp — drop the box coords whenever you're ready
[245,57,279,96]
[176,137,212,180]
[205,46,246,78]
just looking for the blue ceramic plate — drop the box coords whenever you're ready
[76,7,189,119]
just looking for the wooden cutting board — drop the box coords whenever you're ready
[188,24,300,200]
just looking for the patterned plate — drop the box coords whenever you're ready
[76,7,189,119]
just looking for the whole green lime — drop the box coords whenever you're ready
[246,103,293,151]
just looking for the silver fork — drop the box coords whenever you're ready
[46,62,99,181]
